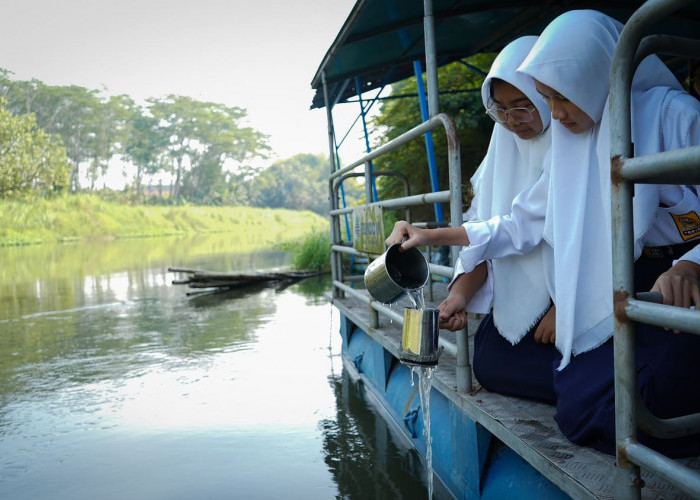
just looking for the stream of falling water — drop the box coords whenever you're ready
[413,365,436,499]
[405,287,425,310]
[405,285,435,497]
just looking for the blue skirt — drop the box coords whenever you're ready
[553,254,700,457]
[473,311,558,404]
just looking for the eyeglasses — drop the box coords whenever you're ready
[485,105,537,124]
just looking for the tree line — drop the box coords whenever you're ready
[0,69,352,214]
[0,56,493,219]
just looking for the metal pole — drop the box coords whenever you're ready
[610,15,642,500]
[423,0,439,117]
[323,71,344,299]
[609,1,693,497]
[442,111,470,393]
[413,60,444,223]
[356,76,379,202]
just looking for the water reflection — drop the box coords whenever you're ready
[322,368,452,500]
[0,235,439,499]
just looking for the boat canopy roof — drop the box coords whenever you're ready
[310,0,700,110]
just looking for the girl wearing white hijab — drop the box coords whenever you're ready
[518,9,700,457]
[438,36,558,403]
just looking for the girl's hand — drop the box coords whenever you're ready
[534,305,556,343]
[438,293,468,331]
[651,260,700,309]
[385,221,428,250]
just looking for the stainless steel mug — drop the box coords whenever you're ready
[363,243,429,304]
[400,307,442,366]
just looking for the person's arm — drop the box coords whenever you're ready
[385,222,469,250]
[459,163,550,272]
[438,263,487,331]
[386,163,550,260]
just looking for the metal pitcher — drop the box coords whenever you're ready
[363,243,429,304]
[400,307,443,366]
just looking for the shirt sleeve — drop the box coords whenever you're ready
[458,166,548,273]
[677,245,700,267]
[447,249,493,314]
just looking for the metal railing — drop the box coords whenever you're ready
[610,0,700,498]
[327,112,473,393]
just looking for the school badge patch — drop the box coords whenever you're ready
[671,211,700,241]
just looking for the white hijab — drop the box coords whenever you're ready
[517,10,683,368]
[469,36,552,343]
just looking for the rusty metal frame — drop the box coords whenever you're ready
[610,0,700,498]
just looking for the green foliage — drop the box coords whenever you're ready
[148,94,271,204]
[370,55,496,221]
[0,69,271,204]
[285,231,331,271]
[0,194,328,246]
[0,99,70,197]
[251,153,330,215]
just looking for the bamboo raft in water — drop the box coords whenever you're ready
[168,267,324,293]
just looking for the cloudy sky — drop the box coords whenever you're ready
[1,0,370,166]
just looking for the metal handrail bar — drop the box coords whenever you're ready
[615,145,700,185]
[331,244,365,256]
[414,221,451,228]
[334,170,411,197]
[610,0,698,497]
[430,263,454,278]
[342,275,365,282]
[624,299,700,334]
[637,395,700,438]
[625,440,700,498]
[634,34,700,68]
[329,114,456,180]
[329,191,451,216]
[334,280,404,323]
[332,169,413,224]
[332,280,458,358]
[327,110,467,390]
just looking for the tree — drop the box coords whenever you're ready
[0,69,272,203]
[2,78,103,191]
[148,95,270,203]
[0,99,69,197]
[251,154,331,215]
[84,94,138,191]
[370,55,496,221]
[122,110,169,199]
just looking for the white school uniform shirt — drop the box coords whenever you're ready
[517,9,700,369]
[641,92,700,246]
[678,245,700,267]
[454,36,552,344]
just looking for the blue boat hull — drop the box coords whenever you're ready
[339,313,569,499]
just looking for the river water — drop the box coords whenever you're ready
[0,234,445,499]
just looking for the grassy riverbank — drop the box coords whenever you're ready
[0,195,329,247]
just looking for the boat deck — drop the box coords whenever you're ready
[330,281,700,499]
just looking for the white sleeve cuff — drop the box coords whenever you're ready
[458,221,491,272]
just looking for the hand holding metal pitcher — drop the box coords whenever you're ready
[363,243,429,304]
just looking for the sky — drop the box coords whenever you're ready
[0,0,372,175]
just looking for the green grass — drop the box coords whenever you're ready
[0,194,329,247]
[286,231,331,272]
